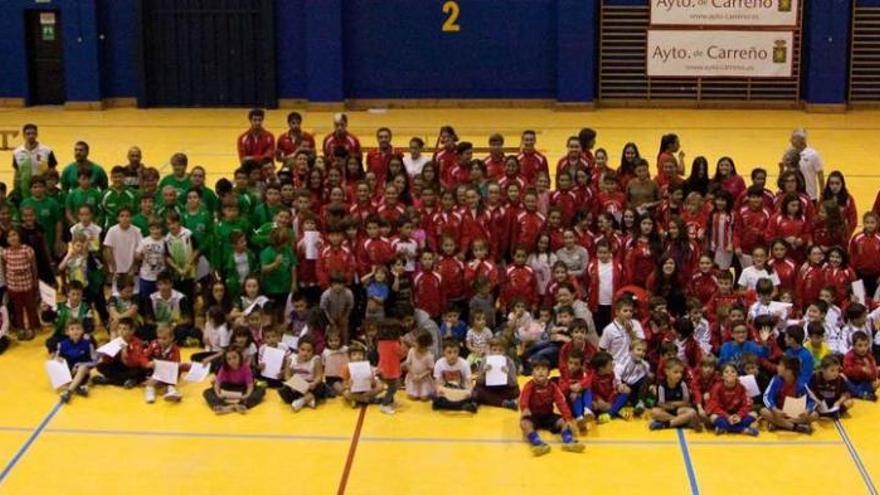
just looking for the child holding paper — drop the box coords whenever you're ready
[258,327,290,388]
[474,338,519,410]
[432,337,478,413]
[403,331,435,400]
[143,325,184,403]
[519,357,585,456]
[279,337,326,411]
[322,331,349,396]
[342,343,383,407]
[55,320,95,403]
[760,356,818,434]
[203,348,265,414]
[93,318,149,388]
[706,363,758,436]
[810,355,853,418]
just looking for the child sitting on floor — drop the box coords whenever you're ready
[649,357,701,431]
[760,356,818,434]
[518,357,585,456]
[54,320,95,403]
[706,363,758,436]
[432,337,478,413]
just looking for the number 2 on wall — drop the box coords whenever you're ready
[442,1,461,32]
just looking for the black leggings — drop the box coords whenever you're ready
[278,382,328,403]
[203,384,265,409]
[96,361,148,386]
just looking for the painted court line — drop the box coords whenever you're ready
[337,406,367,495]
[834,421,878,495]
[677,429,700,495]
[46,427,351,443]
[0,402,62,485]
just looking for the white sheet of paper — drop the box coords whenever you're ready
[440,386,471,402]
[39,281,57,310]
[260,346,286,379]
[151,360,179,385]
[817,400,839,415]
[303,231,320,260]
[45,360,72,389]
[184,361,211,382]
[348,361,373,393]
[284,374,311,394]
[852,279,867,306]
[738,375,761,397]
[485,355,508,386]
[281,334,299,350]
[96,337,125,357]
[244,295,270,316]
[782,395,807,418]
[768,301,793,320]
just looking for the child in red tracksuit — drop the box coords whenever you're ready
[94,318,149,388]
[706,271,743,325]
[143,325,185,403]
[437,236,467,307]
[707,363,758,435]
[519,357,585,456]
[849,212,880,297]
[559,349,593,433]
[510,189,546,255]
[500,247,538,311]
[843,332,879,401]
[356,216,394,279]
[689,255,719,306]
[690,354,720,427]
[413,250,445,319]
[316,225,355,288]
[558,323,598,378]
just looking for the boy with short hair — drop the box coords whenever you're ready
[143,325,184,403]
[432,337,478,413]
[147,270,196,345]
[649,358,701,431]
[843,332,879,401]
[809,355,853,418]
[760,356,818,434]
[45,280,94,353]
[519,357,585,456]
[94,318,149,388]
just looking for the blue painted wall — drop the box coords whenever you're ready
[97,0,138,98]
[342,0,558,99]
[275,0,307,99]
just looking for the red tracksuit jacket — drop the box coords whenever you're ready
[519,379,573,421]
[734,206,771,254]
[517,151,549,185]
[437,255,466,302]
[500,264,538,308]
[586,259,622,312]
[316,245,356,288]
[706,381,751,418]
[413,269,444,318]
[849,231,880,278]
[356,237,394,278]
[689,271,719,306]
[843,351,878,382]
[511,210,546,254]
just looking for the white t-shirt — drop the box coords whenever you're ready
[598,261,614,305]
[403,155,430,178]
[737,266,780,291]
[136,236,167,281]
[433,356,471,388]
[799,147,823,200]
[599,319,646,362]
[103,224,143,274]
[70,222,102,253]
[234,252,251,282]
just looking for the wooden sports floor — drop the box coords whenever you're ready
[0,107,878,495]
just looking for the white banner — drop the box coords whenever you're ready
[651,0,798,27]
[647,30,793,78]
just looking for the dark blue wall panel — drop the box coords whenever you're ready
[342,0,558,98]
[275,0,307,99]
[802,0,852,104]
[97,0,138,98]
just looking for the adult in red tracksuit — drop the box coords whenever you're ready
[413,269,444,318]
[734,204,771,257]
[237,110,275,165]
[365,129,401,184]
[322,115,361,158]
[500,263,538,310]
[517,148,548,185]
[316,244,356,288]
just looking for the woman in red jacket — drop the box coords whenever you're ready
[796,246,826,310]
[811,200,849,254]
[624,214,660,289]
[663,216,700,282]
[769,193,812,263]
[711,157,746,202]
[849,212,880,297]
[707,363,758,435]
[768,238,798,294]
[821,171,857,237]
[823,246,856,307]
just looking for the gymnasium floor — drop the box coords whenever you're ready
[0,106,878,494]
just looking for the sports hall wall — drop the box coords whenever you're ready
[0,0,869,109]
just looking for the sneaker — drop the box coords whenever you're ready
[618,407,634,420]
[649,421,667,431]
[715,427,725,436]
[163,389,182,402]
[291,397,306,412]
[501,399,518,411]
[561,441,585,453]
[462,401,478,413]
[307,397,317,409]
[75,385,89,397]
[633,401,646,417]
[576,416,588,434]
[91,376,109,386]
[380,404,396,415]
[59,390,71,404]
[794,424,813,435]
[743,427,760,437]
[144,387,156,404]
[864,392,878,402]
[597,413,611,424]
[123,379,137,389]
[530,443,551,456]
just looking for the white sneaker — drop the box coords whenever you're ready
[163,388,182,402]
[144,387,156,404]
[291,397,306,411]
[380,404,396,415]
[307,397,317,409]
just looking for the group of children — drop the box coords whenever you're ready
[6,112,880,456]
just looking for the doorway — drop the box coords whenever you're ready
[25,10,65,105]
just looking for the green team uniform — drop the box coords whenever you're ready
[101,187,139,230]
[50,302,93,341]
[159,174,192,204]
[194,186,219,214]
[132,211,154,236]
[233,188,257,217]
[154,202,182,223]
[65,187,102,223]
[260,244,297,296]
[222,249,257,297]
[213,217,251,268]
[182,207,213,264]
[250,202,281,230]
[60,162,108,192]
[20,195,62,248]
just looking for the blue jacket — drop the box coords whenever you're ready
[718,340,769,367]
[784,347,814,387]
[763,375,816,411]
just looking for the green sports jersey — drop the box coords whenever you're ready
[182,207,213,260]
[159,174,193,200]
[260,245,297,295]
[233,188,257,217]
[131,212,153,237]
[250,203,280,230]
[213,217,251,268]
[60,162,108,192]
[20,195,61,247]
[65,187,102,222]
[195,187,219,214]
[101,187,139,230]
[154,203,182,223]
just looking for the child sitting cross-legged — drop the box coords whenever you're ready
[474,338,520,410]
[203,348,265,415]
[760,356,818,434]
[706,363,759,436]
[342,342,384,407]
[518,357,585,456]
[649,357,701,431]
[432,337,478,413]
[810,355,853,419]
[54,320,96,404]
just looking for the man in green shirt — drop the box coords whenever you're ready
[65,169,102,226]
[158,152,192,202]
[182,188,214,264]
[250,183,282,229]
[155,185,183,221]
[60,141,108,192]
[20,175,63,254]
[190,166,219,214]
[233,167,257,218]
[101,166,139,231]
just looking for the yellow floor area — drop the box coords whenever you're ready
[0,106,878,494]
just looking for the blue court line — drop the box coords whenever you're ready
[689,439,842,446]
[46,428,351,443]
[834,421,878,495]
[677,429,700,495]
[0,402,62,485]
[0,427,34,433]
